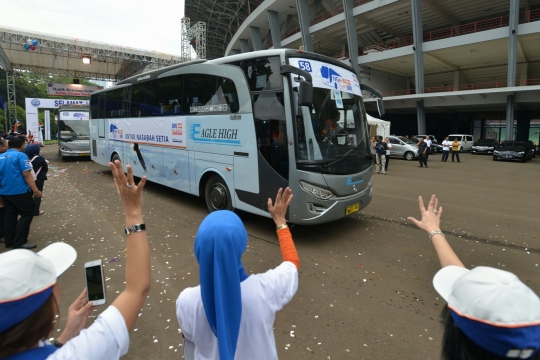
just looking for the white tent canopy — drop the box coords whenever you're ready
[367,114,391,139]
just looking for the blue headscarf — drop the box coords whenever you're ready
[25,144,40,158]
[194,210,248,360]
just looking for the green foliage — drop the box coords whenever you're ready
[0,68,96,134]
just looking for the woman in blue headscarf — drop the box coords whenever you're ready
[176,188,300,360]
[24,144,48,216]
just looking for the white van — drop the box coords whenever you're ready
[447,134,474,152]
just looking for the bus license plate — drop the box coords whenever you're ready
[346,203,360,215]
[79,153,90,156]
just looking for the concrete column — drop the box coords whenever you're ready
[250,27,263,51]
[417,100,426,134]
[411,0,425,133]
[342,44,346,57]
[520,63,528,86]
[516,111,527,140]
[240,39,250,53]
[295,0,314,51]
[505,95,515,140]
[342,0,361,76]
[268,10,282,49]
[453,71,460,91]
[505,0,520,140]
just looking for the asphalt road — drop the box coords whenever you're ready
[4,145,540,359]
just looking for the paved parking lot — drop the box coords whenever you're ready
[5,145,539,359]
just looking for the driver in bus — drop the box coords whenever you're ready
[324,110,348,138]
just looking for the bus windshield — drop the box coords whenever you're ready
[290,61,370,174]
[58,120,90,141]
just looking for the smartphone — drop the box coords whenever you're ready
[84,259,106,306]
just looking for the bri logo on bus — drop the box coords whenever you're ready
[172,122,183,136]
[321,66,353,92]
[109,124,124,139]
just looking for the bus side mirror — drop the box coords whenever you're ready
[299,80,313,107]
[377,99,385,117]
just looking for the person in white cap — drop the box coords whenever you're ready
[408,195,540,360]
[0,160,151,359]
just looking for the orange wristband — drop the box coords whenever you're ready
[277,228,300,269]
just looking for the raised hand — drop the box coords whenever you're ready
[407,195,443,234]
[267,187,293,226]
[108,160,147,217]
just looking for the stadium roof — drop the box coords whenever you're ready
[0,26,183,81]
[185,0,262,60]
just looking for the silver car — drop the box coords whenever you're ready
[388,136,418,161]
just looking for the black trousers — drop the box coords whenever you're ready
[418,154,427,167]
[3,192,34,249]
[385,154,390,171]
[442,150,449,162]
[34,179,45,215]
[452,151,460,163]
[0,201,4,240]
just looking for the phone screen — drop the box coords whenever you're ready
[86,265,104,301]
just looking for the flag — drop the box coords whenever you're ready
[0,95,6,110]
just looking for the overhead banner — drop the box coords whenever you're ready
[109,118,187,148]
[288,58,361,96]
[47,83,103,97]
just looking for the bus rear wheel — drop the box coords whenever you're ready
[205,174,233,212]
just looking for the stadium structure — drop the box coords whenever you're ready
[186,0,540,142]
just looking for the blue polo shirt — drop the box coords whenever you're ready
[0,149,32,196]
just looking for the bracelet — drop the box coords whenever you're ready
[125,223,146,235]
[276,224,289,231]
[429,230,445,243]
[53,340,63,348]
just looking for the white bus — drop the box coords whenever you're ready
[58,104,91,159]
[89,49,384,224]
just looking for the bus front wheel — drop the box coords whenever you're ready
[205,174,233,212]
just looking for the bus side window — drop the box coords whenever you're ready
[90,96,99,119]
[183,75,237,115]
[106,88,124,118]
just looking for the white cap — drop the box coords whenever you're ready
[433,266,540,358]
[0,243,77,332]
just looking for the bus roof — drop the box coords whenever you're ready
[106,49,356,89]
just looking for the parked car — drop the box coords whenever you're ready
[493,141,531,162]
[447,134,474,152]
[388,136,418,161]
[415,135,442,153]
[470,139,499,154]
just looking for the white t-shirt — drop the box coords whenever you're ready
[425,139,432,148]
[442,140,451,151]
[47,306,129,359]
[386,143,392,155]
[176,261,298,360]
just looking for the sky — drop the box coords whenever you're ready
[0,0,185,56]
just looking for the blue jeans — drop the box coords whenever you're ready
[442,150,449,162]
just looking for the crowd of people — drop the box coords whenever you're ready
[0,136,539,359]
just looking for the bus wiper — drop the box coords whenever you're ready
[322,148,356,169]
[65,136,76,142]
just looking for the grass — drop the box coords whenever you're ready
[43,140,58,145]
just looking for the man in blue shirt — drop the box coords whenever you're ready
[0,135,42,249]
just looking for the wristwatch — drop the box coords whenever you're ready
[125,224,146,235]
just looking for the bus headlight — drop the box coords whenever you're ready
[59,145,72,151]
[300,181,334,200]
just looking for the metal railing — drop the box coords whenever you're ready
[380,78,540,97]
[358,9,540,56]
